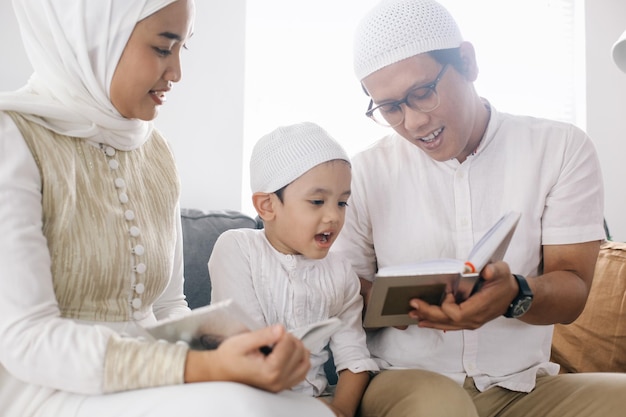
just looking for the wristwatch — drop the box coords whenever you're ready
[504,274,533,318]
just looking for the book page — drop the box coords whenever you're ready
[144,299,263,349]
[145,299,343,351]
[376,258,466,276]
[466,211,520,272]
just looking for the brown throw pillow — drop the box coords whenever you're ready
[551,241,626,373]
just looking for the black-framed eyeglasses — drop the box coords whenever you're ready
[365,64,449,128]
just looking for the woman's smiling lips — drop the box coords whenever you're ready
[149,88,169,105]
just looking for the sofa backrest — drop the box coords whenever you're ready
[551,240,626,373]
[181,209,262,309]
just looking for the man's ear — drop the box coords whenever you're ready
[459,41,479,82]
[252,192,276,221]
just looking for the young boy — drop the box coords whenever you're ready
[209,122,378,417]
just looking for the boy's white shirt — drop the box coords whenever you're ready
[209,228,378,396]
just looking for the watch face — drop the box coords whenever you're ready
[513,297,533,317]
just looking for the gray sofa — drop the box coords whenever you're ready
[181,208,263,310]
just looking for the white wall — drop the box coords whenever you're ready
[1,1,30,89]
[585,0,626,242]
[157,1,246,210]
[1,1,625,241]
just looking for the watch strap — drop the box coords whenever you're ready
[504,274,533,318]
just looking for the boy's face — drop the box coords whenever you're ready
[266,160,351,259]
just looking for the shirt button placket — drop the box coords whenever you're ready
[102,143,147,321]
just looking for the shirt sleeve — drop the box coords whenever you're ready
[541,124,605,244]
[0,112,188,394]
[208,230,267,326]
[328,259,378,374]
[152,203,192,321]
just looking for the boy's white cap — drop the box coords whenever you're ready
[612,29,626,73]
[250,122,350,193]
[353,0,463,81]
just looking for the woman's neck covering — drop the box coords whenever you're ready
[0,0,178,150]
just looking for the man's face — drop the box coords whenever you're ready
[361,49,483,163]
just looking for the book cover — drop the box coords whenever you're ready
[363,211,521,328]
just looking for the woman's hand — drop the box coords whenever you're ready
[185,324,310,392]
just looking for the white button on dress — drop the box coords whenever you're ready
[133,244,145,256]
[108,159,119,170]
[101,142,149,323]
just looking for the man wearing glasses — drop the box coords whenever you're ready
[333,0,626,416]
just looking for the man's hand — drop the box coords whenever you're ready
[407,261,516,331]
[405,240,600,330]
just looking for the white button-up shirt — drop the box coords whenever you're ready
[333,105,605,392]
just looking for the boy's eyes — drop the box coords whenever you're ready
[309,200,349,207]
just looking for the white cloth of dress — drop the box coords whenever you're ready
[209,228,379,396]
[332,103,605,394]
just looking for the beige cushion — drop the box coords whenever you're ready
[551,241,626,373]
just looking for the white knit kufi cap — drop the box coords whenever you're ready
[353,0,463,80]
[250,122,350,193]
[612,29,626,73]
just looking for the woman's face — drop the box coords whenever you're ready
[110,0,195,120]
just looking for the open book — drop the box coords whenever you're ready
[363,211,521,328]
[144,298,343,352]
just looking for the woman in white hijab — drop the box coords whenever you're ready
[0,1,332,416]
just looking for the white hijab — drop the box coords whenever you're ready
[0,0,178,150]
